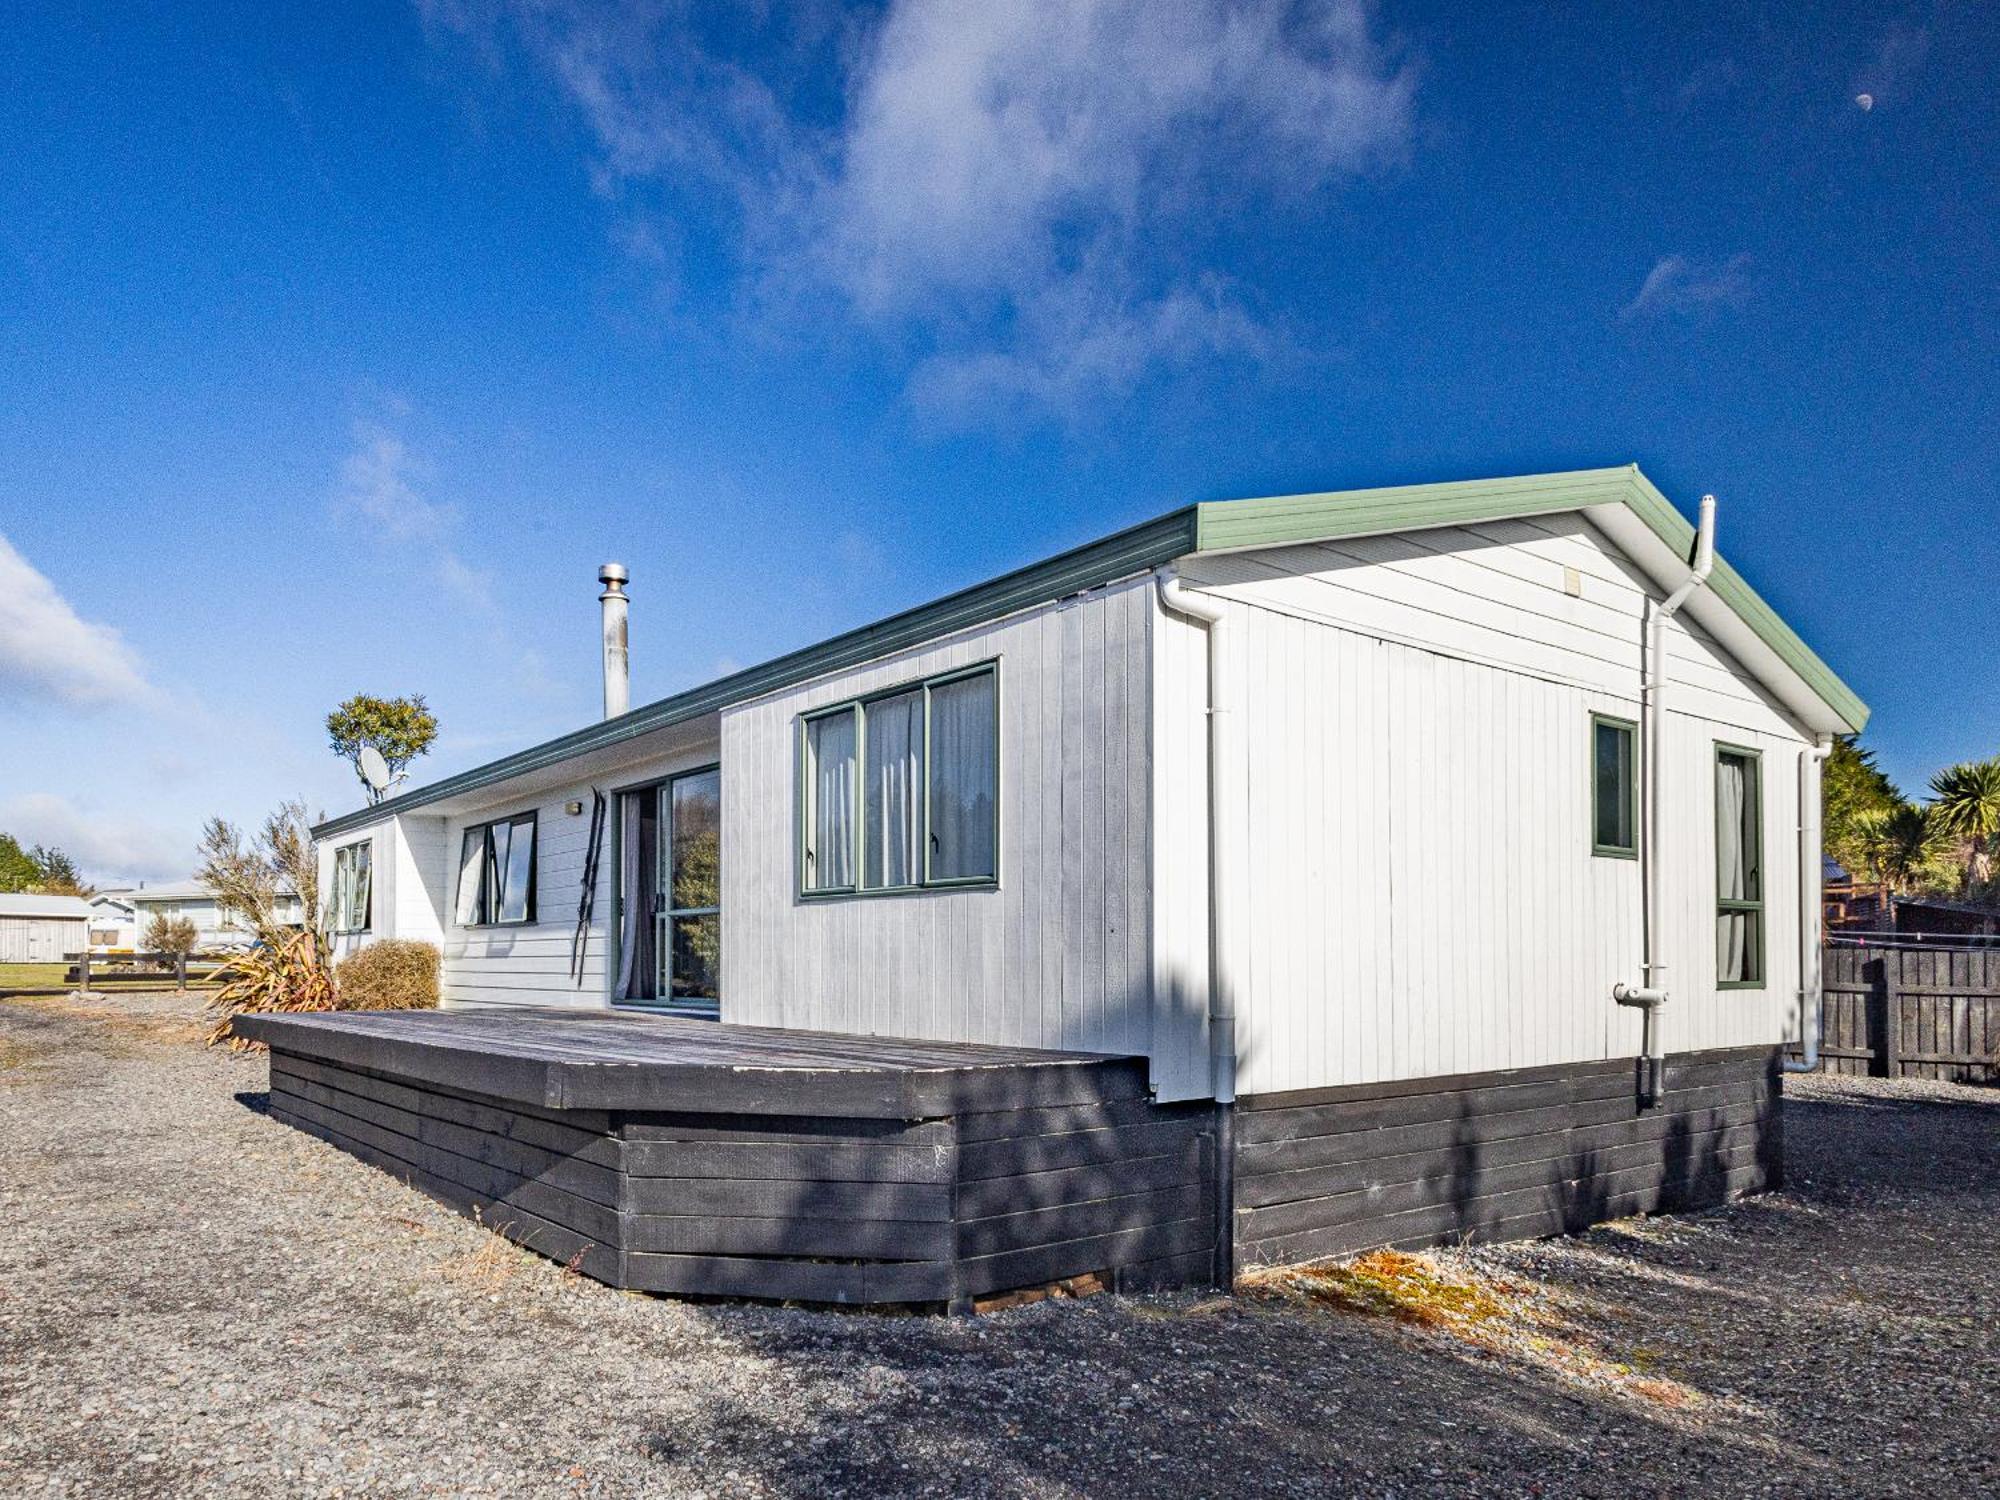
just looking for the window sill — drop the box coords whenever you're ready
[1716,980,1767,991]
[799,879,999,902]
[1591,846,1639,861]
[459,919,539,930]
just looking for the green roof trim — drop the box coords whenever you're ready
[314,464,1864,841]
[1191,465,1868,735]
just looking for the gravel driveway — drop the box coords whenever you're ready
[3,991,1996,1498]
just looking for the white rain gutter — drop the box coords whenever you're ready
[1154,567,1239,1106]
[1613,494,1718,1105]
[1784,736,1836,1073]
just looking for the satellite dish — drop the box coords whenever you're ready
[359,746,393,798]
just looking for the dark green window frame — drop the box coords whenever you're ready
[798,662,1000,898]
[455,810,539,928]
[1590,713,1639,859]
[1714,743,1764,990]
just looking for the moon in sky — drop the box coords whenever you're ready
[1856,93,1875,111]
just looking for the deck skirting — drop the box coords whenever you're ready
[264,1048,1217,1306]
[1231,1044,1783,1270]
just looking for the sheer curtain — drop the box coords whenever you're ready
[454,828,484,926]
[928,674,997,880]
[616,794,643,998]
[808,711,856,889]
[864,691,922,888]
[1717,755,1749,981]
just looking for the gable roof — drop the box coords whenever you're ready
[0,893,91,920]
[314,465,1866,839]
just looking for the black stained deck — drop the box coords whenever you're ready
[247,1007,1219,1307]
[234,1006,1152,1117]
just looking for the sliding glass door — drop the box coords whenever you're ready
[659,767,721,1010]
[614,764,720,1015]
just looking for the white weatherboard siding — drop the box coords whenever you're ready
[721,578,1196,1094]
[435,741,717,1009]
[1158,515,1813,1098]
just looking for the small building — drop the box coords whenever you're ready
[87,891,139,950]
[0,894,90,964]
[131,880,303,952]
[267,466,1867,1304]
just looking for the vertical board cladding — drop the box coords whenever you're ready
[1160,512,1816,1098]
[1232,1045,1783,1269]
[720,578,1194,1095]
[264,1049,1219,1304]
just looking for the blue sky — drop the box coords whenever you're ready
[0,1,1992,883]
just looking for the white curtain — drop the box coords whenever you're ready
[454,828,484,926]
[497,819,533,922]
[616,794,642,998]
[928,673,997,881]
[1717,755,1750,981]
[809,710,856,889]
[351,843,372,931]
[864,691,922,888]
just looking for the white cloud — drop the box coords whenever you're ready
[425,0,1414,415]
[0,532,153,709]
[1620,254,1752,322]
[338,422,455,541]
[0,792,193,885]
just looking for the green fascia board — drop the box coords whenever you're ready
[312,507,1198,839]
[1191,464,1868,735]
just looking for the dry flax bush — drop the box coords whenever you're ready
[202,929,339,1048]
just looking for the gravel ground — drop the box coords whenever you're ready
[3,991,1996,1499]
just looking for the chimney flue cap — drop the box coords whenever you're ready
[599,562,629,594]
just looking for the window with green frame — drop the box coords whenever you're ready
[1591,714,1638,858]
[800,664,998,895]
[1715,745,1763,987]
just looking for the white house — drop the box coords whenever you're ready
[131,881,304,953]
[308,467,1867,1265]
[0,894,91,963]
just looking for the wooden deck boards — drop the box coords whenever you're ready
[237,1007,1150,1118]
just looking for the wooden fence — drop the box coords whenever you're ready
[1799,945,2000,1084]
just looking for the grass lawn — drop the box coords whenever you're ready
[0,962,69,989]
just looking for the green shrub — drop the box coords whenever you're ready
[335,939,441,1012]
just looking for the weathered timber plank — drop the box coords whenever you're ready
[1237,1104,1776,1211]
[956,1142,1206,1219]
[1236,1154,1773,1268]
[270,1104,622,1285]
[623,1175,953,1221]
[955,1216,1212,1298]
[272,1088,624,1244]
[617,1112,950,1146]
[620,1139,954,1184]
[272,1073,623,1209]
[958,1119,1205,1181]
[623,1214,954,1260]
[958,1183,1209,1259]
[1235,1126,1768,1243]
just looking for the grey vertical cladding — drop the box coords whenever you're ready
[1231,1045,1782,1270]
[264,1048,1221,1306]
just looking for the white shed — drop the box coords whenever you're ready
[0,894,91,964]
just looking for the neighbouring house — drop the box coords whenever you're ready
[131,880,304,953]
[0,894,90,964]
[88,890,139,950]
[260,466,1867,1305]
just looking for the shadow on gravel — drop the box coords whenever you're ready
[234,1089,272,1115]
